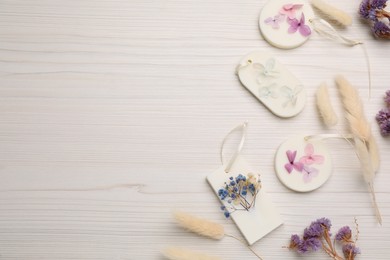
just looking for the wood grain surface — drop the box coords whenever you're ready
[0,0,389,259]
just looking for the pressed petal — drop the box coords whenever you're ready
[264,17,273,24]
[286,150,297,162]
[293,161,304,172]
[299,24,312,37]
[285,163,294,173]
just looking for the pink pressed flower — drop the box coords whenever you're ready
[279,3,304,19]
[287,13,312,37]
[299,143,324,165]
[285,150,304,173]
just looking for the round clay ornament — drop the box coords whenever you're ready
[259,0,315,49]
[274,134,332,192]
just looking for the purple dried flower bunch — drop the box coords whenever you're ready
[376,90,390,136]
[218,173,261,218]
[359,0,390,38]
[288,218,360,260]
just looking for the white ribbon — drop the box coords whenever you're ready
[310,18,372,98]
[220,122,248,173]
[310,18,362,46]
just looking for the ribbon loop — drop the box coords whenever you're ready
[220,122,248,173]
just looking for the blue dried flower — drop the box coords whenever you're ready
[235,174,246,183]
[218,173,262,218]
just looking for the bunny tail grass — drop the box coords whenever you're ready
[310,0,352,26]
[335,75,371,141]
[316,82,338,127]
[163,247,221,260]
[336,75,382,224]
[173,211,224,240]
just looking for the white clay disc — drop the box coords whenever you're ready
[274,134,332,192]
[236,51,306,118]
[259,0,315,49]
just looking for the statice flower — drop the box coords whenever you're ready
[379,120,390,136]
[342,243,361,259]
[288,218,360,260]
[376,91,390,136]
[373,20,390,37]
[385,90,390,105]
[336,226,352,242]
[359,0,390,38]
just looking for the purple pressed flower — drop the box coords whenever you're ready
[359,0,372,19]
[335,226,352,241]
[302,165,319,183]
[303,223,323,239]
[303,218,331,239]
[287,14,312,37]
[289,234,309,254]
[372,20,390,38]
[285,150,304,173]
[342,243,361,259]
[376,108,390,122]
[380,120,390,136]
[289,234,301,249]
[385,90,390,105]
[316,217,332,230]
[264,14,285,29]
[304,237,322,251]
[297,242,309,254]
[372,0,388,9]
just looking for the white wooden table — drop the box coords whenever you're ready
[0,0,389,259]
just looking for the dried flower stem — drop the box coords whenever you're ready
[353,218,359,243]
[225,234,263,260]
[322,226,344,260]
